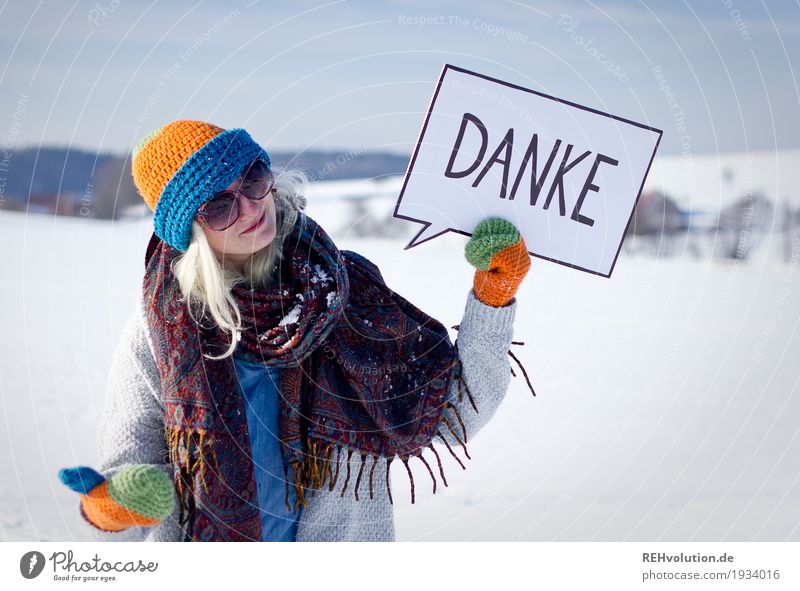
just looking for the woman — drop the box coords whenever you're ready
[59,119,532,542]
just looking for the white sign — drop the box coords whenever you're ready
[394,64,662,277]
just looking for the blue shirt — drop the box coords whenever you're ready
[233,356,302,541]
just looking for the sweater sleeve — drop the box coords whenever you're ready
[85,298,183,542]
[434,289,516,452]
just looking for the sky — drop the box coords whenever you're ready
[0,0,798,158]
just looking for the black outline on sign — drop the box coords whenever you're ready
[392,63,663,279]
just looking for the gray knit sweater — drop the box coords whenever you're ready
[88,289,516,542]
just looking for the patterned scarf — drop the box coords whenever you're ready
[142,213,476,541]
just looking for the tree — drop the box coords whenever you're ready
[91,156,140,219]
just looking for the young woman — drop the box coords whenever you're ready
[59,119,532,542]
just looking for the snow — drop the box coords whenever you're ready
[1,160,799,542]
[277,304,302,327]
[310,263,332,286]
[326,291,337,307]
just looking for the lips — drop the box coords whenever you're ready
[242,211,265,234]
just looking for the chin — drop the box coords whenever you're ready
[248,228,276,253]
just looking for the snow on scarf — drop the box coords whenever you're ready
[142,212,476,541]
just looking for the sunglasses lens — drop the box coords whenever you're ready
[239,160,273,200]
[202,194,238,230]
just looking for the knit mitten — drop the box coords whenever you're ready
[59,465,175,532]
[465,218,531,307]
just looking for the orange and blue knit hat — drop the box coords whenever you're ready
[131,119,271,251]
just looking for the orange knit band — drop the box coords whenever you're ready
[79,481,161,532]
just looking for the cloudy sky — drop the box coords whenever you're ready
[1,0,798,157]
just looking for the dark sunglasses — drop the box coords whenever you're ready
[196,158,275,231]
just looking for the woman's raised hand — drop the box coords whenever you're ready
[465,218,531,307]
[59,465,175,532]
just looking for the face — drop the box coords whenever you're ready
[198,172,277,270]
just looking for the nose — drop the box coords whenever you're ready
[238,192,262,220]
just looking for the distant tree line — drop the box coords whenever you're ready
[0,146,408,219]
[625,190,798,262]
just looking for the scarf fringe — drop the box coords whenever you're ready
[168,423,473,535]
[508,341,536,397]
[281,405,475,509]
[452,357,478,413]
[275,359,479,509]
[452,324,537,397]
[166,426,219,541]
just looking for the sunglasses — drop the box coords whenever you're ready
[196,158,275,231]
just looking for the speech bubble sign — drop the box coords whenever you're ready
[394,64,662,277]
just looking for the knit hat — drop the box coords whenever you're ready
[131,119,271,252]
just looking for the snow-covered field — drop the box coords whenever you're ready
[1,163,799,541]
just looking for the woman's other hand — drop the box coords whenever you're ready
[465,217,531,307]
[59,465,175,532]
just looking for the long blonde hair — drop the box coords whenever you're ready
[171,169,308,360]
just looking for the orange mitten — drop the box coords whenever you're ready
[465,218,531,307]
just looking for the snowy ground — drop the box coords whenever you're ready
[1,182,799,542]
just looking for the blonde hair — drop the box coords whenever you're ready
[171,169,308,360]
